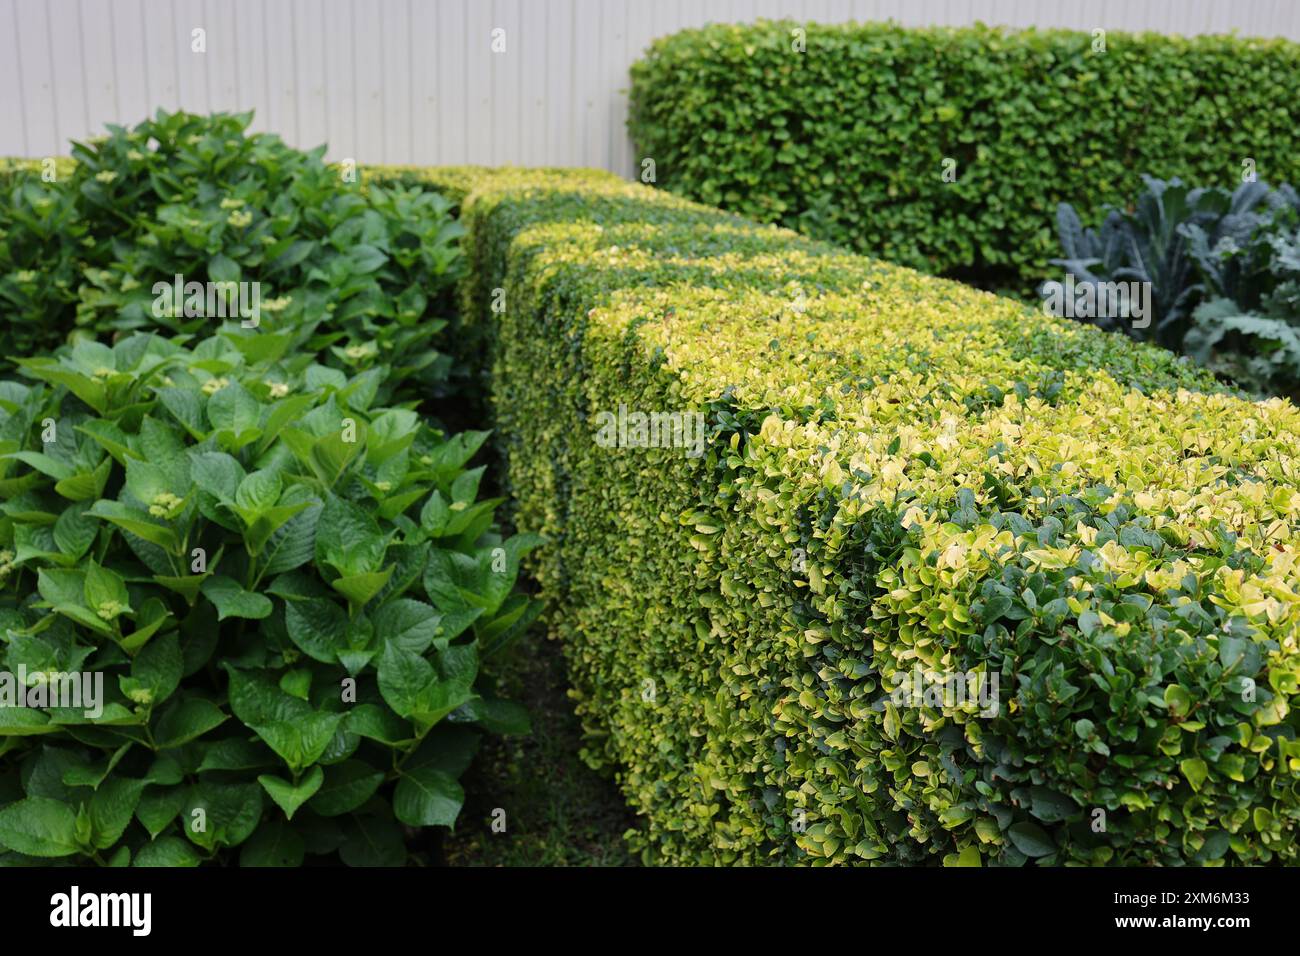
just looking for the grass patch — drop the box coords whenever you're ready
[442,631,642,867]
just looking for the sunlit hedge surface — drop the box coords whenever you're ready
[628,21,1300,291]
[413,165,1300,865]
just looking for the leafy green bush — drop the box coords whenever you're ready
[627,21,1300,293]
[1054,176,1300,399]
[0,119,538,866]
[451,167,1300,866]
[0,111,464,402]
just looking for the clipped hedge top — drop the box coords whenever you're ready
[444,166,1300,612]
[516,170,1297,622]
[628,19,1300,290]
[449,166,1300,864]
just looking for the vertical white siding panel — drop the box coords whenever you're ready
[172,0,208,113]
[205,0,239,113]
[1009,0,1032,29]
[1122,0,1142,32]
[0,0,30,156]
[1241,0,1257,37]
[1127,0,1150,32]
[240,0,272,134]
[755,0,792,23]
[1208,0,1233,35]
[376,0,411,161]
[464,0,492,164]
[1173,0,1189,33]
[603,0,629,176]
[15,0,60,155]
[139,0,180,114]
[293,0,328,151]
[896,0,928,27]
[862,0,885,22]
[320,0,354,161]
[155,1,184,111]
[261,0,299,145]
[649,0,679,41]
[572,0,602,168]
[351,0,384,161]
[716,1,737,28]
[490,0,524,167]
[232,0,270,132]
[675,0,706,30]
[47,0,89,148]
[1158,0,1177,32]
[4,0,1300,166]
[409,0,437,165]
[518,0,548,166]
[1263,0,1285,39]
[846,0,877,25]
[544,0,573,166]
[111,0,151,129]
[1030,0,1062,29]
[79,0,121,136]
[1080,0,1100,30]
[624,0,655,177]
[436,0,468,164]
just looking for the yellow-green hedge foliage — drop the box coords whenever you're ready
[390,165,1300,866]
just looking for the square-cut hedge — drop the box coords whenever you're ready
[628,21,1300,292]
[378,166,1300,865]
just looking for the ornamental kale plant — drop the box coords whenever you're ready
[1051,176,1300,400]
[0,114,538,866]
[1184,217,1300,402]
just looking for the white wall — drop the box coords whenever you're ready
[2,0,1295,176]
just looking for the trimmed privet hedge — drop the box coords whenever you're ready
[443,167,1300,865]
[627,20,1300,292]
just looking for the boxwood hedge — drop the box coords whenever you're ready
[627,21,1300,292]
[430,166,1300,865]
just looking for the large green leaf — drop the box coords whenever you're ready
[376,641,476,731]
[119,632,182,707]
[133,835,202,867]
[0,797,82,857]
[315,494,387,576]
[226,668,345,773]
[240,820,305,867]
[201,575,273,621]
[151,696,228,749]
[307,760,385,817]
[180,781,262,852]
[393,766,464,828]
[257,766,324,820]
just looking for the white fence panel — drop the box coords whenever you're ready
[2,0,1297,176]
